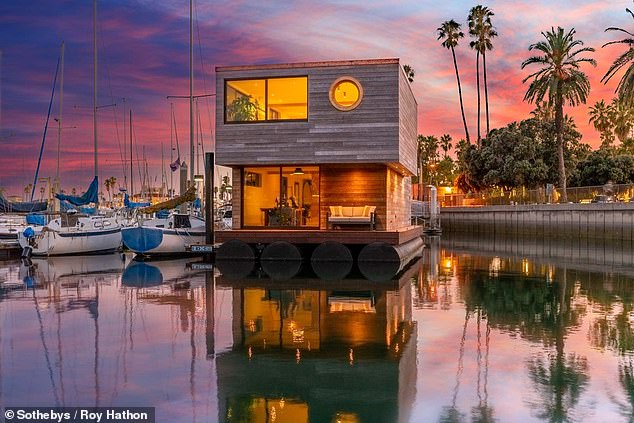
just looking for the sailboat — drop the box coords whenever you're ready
[121,185,206,256]
[121,0,208,257]
[18,0,122,257]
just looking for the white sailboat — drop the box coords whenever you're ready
[121,186,206,256]
[121,0,208,257]
[18,0,121,257]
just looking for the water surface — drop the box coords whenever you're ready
[1,239,634,422]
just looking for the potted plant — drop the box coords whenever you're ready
[227,95,259,121]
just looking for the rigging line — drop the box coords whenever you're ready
[173,106,181,159]
[32,52,61,202]
[98,15,126,184]
[194,0,215,151]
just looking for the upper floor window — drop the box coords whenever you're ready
[225,76,308,123]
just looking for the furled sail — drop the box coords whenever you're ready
[138,185,197,214]
[55,176,99,206]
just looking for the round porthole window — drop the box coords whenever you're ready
[329,77,363,111]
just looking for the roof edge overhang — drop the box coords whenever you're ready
[216,58,399,73]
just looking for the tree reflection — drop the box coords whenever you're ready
[460,261,589,422]
[526,351,589,422]
[609,359,634,422]
[439,309,470,423]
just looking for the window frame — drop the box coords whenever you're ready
[329,76,363,111]
[224,75,309,124]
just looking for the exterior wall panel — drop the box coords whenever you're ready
[216,60,406,169]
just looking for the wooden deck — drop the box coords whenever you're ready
[215,225,423,246]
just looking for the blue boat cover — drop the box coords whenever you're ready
[59,201,95,215]
[26,213,47,225]
[124,193,151,209]
[55,176,98,206]
[0,194,47,213]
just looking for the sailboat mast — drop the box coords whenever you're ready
[130,109,133,199]
[56,41,64,183]
[93,0,99,189]
[189,0,194,187]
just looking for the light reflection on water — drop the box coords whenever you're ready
[0,237,633,422]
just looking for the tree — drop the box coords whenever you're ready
[403,64,415,82]
[104,176,117,204]
[610,98,634,143]
[439,133,453,158]
[438,19,471,144]
[417,135,440,187]
[468,5,497,140]
[570,150,634,186]
[23,184,32,201]
[521,27,596,202]
[602,2,634,105]
[589,100,616,148]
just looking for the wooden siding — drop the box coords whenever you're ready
[386,168,412,231]
[398,69,418,175]
[215,62,402,168]
[319,164,387,230]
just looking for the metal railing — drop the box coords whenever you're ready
[440,183,634,207]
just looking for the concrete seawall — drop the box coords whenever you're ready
[442,203,634,241]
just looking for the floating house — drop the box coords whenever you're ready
[214,58,423,264]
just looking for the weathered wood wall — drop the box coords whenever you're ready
[319,164,387,230]
[386,168,412,230]
[216,59,416,173]
[398,68,418,175]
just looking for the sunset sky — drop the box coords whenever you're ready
[0,0,631,198]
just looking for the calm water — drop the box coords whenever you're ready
[2,236,634,422]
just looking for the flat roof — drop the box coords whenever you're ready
[216,58,399,72]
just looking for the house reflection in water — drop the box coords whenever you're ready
[214,262,420,423]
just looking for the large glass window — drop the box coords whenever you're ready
[242,166,319,228]
[225,77,307,123]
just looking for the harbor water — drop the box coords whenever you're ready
[1,236,634,422]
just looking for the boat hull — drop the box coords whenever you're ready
[122,226,206,255]
[18,227,122,256]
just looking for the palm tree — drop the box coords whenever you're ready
[589,99,615,148]
[438,19,471,144]
[440,134,453,158]
[403,64,415,83]
[602,2,634,105]
[23,184,32,201]
[521,27,595,203]
[468,5,497,143]
[610,98,634,143]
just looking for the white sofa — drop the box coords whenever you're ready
[327,205,376,230]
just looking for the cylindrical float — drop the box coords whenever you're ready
[215,239,255,261]
[215,239,256,279]
[357,237,424,281]
[311,241,353,280]
[260,241,302,280]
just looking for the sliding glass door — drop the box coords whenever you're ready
[242,166,319,228]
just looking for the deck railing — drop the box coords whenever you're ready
[439,183,634,207]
